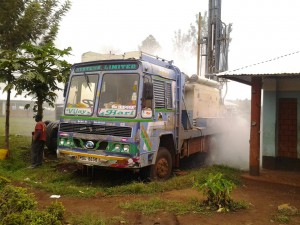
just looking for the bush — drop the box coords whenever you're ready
[0,185,65,225]
[0,185,37,218]
[0,176,11,190]
[194,172,236,212]
[46,201,65,221]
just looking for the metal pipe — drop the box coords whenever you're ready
[197,12,202,76]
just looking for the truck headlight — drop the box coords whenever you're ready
[113,144,121,152]
[59,139,65,146]
[123,144,130,153]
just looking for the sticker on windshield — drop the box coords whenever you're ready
[98,107,136,117]
[65,107,92,115]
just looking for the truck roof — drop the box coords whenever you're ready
[81,51,174,69]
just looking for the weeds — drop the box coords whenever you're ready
[273,204,299,224]
[194,172,247,212]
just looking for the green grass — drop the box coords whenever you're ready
[118,190,248,215]
[0,134,246,223]
[119,197,206,215]
[67,213,125,225]
[0,133,242,198]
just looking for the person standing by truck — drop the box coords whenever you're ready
[29,114,46,168]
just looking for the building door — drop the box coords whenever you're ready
[278,98,297,158]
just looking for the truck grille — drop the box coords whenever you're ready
[59,123,132,137]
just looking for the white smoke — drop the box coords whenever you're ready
[206,116,250,170]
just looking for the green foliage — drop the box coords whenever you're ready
[46,201,65,221]
[15,42,71,115]
[274,214,290,223]
[0,50,21,83]
[194,172,236,212]
[0,185,37,218]
[0,0,71,50]
[0,0,71,151]
[0,185,65,225]
[0,176,11,190]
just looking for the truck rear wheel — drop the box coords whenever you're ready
[45,121,59,153]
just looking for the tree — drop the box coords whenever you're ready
[15,43,71,116]
[0,0,71,49]
[0,50,22,154]
[138,35,161,55]
[173,12,208,56]
[0,0,71,151]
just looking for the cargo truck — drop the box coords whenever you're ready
[48,51,224,180]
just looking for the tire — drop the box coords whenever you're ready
[45,121,59,153]
[151,147,173,181]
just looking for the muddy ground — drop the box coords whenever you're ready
[31,169,300,225]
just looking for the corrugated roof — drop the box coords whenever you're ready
[217,51,300,85]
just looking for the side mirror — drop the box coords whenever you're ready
[143,82,153,100]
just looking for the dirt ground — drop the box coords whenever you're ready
[31,169,300,225]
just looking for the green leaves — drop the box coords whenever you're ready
[0,42,71,116]
[0,185,65,225]
[0,0,72,49]
[0,0,72,151]
[194,172,236,211]
[14,42,71,115]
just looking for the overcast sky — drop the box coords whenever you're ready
[56,0,300,100]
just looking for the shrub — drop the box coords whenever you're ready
[0,185,37,218]
[194,172,236,212]
[46,201,65,221]
[0,176,11,190]
[0,185,65,225]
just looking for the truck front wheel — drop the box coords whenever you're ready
[152,147,173,180]
[140,147,173,181]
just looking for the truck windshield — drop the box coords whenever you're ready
[98,73,139,118]
[65,74,98,116]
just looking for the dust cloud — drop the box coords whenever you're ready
[206,116,250,171]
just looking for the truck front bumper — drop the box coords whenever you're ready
[57,149,140,168]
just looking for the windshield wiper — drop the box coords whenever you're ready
[84,72,92,92]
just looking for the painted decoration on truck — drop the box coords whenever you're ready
[74,63,138,73]
[141,108,152,118]
[141,124,152,151]
[98,104,136,117]
[65,107,92,115]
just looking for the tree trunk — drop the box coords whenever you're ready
[37,97,43,117]
[5,89,11,155]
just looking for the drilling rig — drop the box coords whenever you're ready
[45,0,232,180]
